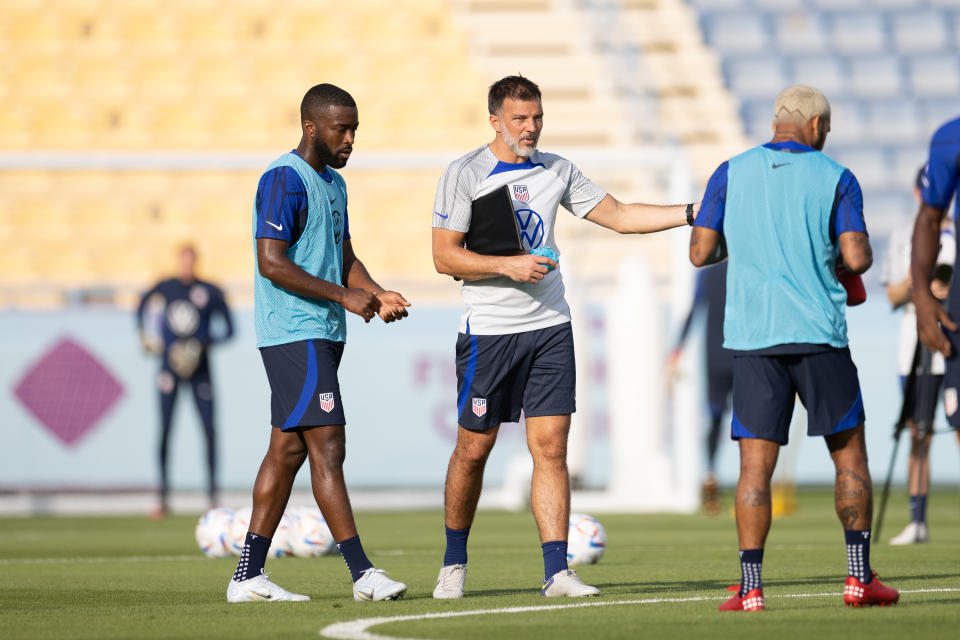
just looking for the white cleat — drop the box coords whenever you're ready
[889,521,929,546]
[433,563,467,599]
[540,569,600,598]
[353,568,408,601]
[226,572,310,603]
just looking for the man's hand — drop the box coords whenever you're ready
[376,291,411,323]
[500,254,557,284]
[915,294,958,356]
[340,287,381,323]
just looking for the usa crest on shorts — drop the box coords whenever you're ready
[319,392,335,413]
[472,397,487,417]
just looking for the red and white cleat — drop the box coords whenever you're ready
[843,572,900,608]
[719,587,765,611]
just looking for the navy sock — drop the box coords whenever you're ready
[337,535,374,582]
[442,526,470,567]
[844,529,872,583]
[913,494,928,524]
[542,540,568,582]
[233,532,271,582]
[739,548,763,596]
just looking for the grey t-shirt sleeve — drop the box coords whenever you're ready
[433,149,487,233]
[552,156,607,218]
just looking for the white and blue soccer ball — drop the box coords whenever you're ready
[195,507,235,558]
[567,513,606,566]
[228,506,252,556]
[269,512,293,558]
[287,505,337,557]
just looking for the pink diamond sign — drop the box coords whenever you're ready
[13,337,124,447]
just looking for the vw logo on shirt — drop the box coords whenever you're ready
[515,209,544,250]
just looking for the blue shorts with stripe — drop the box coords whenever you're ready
[260,338,346,430]
[731,347,864,445]
[456,322,576,431]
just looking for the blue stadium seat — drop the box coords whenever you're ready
[919,98,960,136]
[826,98,868,145]
[828,12,887,53]
[790,56,848,96]
[906,54,960,97]
[772,13,827,53]
[701,13,771,53]
[890,11,950,53]
[864,99,921,144]
[848,55,903,96]
[724,56,787,98]
[740,99,776,143]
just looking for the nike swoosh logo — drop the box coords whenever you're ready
[249,590,273,600]
[435,211,449,219]
[771,162,791,169]
[265,220,283,231]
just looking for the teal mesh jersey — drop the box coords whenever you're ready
[253,153,348,348]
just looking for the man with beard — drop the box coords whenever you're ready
[431,75,698,599]
[227,83,411,603]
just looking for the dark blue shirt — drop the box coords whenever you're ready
[136,278,233,350]
[921,116,960,218]
[255,151,351,247]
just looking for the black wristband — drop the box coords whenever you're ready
[685,203,694,226]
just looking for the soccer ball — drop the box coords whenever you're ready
[567,513,606,566]
[195,507,234,558]
[269,512,293,558]
[287,505,337,557]
[225,506,292,558]
[228,506,252,556]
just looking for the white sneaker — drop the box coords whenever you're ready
[889,521,929,546]
[353,568,407,601]
[433,564,467,599]
[226,572,310,603]
[540,569,600,598]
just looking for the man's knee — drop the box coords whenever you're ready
[304,426,347,470]
[451,426,497,469]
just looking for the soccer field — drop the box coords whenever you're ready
[1,488,957,640]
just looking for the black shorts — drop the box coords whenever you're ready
[456,322,576,431]
[731,347,865,445]
[260,339,346,430]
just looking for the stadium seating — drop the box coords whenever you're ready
[691,0,960,241]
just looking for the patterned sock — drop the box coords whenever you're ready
[542,540,569,582]
[337,535,374,582]
[845,529,872,583]
[916,495,928,524]
[739,548,763,596]
[232,532,271,582]
[442,526,470,566]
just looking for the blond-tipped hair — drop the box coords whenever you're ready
[773,85,831,124]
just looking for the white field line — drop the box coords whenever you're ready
[319,588,960,640]
[0,554,202,565]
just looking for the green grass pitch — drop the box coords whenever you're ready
[1,488,957,639]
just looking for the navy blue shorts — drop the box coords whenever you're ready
[456,322,576,431]
[731,347,865,445]
[260,339,346,430]
[899,373,944,424]
[707,367,734,421]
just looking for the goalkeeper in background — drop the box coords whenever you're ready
[136,244,233,519]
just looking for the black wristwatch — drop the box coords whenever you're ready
[685,203,695,226]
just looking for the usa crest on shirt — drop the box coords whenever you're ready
[472,397,487,417]
[319,392,335,413]
[513,184,529,203]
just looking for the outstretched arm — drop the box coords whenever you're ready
[584,194,698,234]
[257,237,380,323]
[342,239,410,322]
[912,202,957,355]
[432,227,557,283]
